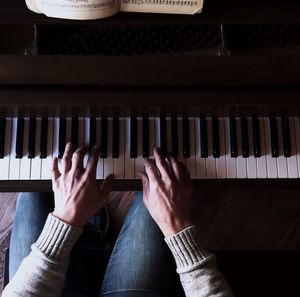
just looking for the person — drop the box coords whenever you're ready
[2,143,234,297]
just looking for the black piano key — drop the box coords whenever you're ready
[230,117,238,158]
[130,117,137,158]
[40,117,48,159]
[252,116,261,158]
[200,116,208,158]
[269,117,279,158]
[100,117,108,158]
[28,118,36,158]
[58,118,66,159]
[212,117,220,158]
[182,117,190,158]
[89,117,96,150]
[142,117,149,158]
[15,118,24,158]
[160,117,167,156]
[282,117,291,157]
[241,117,249,158]
[112,117,119,158]
[171,117,178,158]
[71,117,78,150]
[0,118,6,158]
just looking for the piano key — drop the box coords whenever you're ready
[287,117,298,178]
[40,117,48,159]
[216,117,227,178]
[20,118,31,180]
[185,117,196,178]
[89,117,96,150]
[83,117,90,168]
[212,117,220,158]
[0,118,11,180]
[206,117,216,178]
[100,117,108,158]
[282,116,291,157]
[224,117,236,178]
[15,117,24,159]
[195,117,206,178]
[264,117,278,178]
[28,118,36,158]
[252,116,261,158]
[41,117,53,180]
[71,117,78,150]
[142,117,149,158]
[96,117,103,180]
[247,117,257,178]
[66,117,72,145]
[269,117,279,158]
[124,117,135,179]
[166,117,172,156]
[78,117,85,148]
[294,117,300,178]
[276,117,288,178]
[114,117,125,179]
[160,116,167,156]
[171,117,178,158]
[236,117,247,178]
[58,117,66,159]
[229,117,238,158]
[10,117,21,179]
[112,117,119,158]
[103,118,114,178]
[31,118,42,179]
[52,117,59,159]
[0,118,6,158]
[241,116,249,158]
[135,117,144,178]
[182,117,190,158]
[256,117,267,178]
[149,117,155,158]
[130,117,137,158]
[200,116,208,158]
[177,117,185,163]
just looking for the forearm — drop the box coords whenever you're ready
[165,226,234,297]
[2,215,82,297]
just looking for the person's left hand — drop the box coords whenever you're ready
[51,142,114,227]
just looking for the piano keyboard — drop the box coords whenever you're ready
[0,116,299,180]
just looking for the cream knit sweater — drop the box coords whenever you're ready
[2,215,234,297]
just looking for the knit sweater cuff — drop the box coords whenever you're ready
[33,214,82,261]
[164,225,211,274]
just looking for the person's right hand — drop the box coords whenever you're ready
[139,148,193,237]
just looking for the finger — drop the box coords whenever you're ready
[100,173,115,198]
[153,147,172,179]
[86,145,100,177]
[169,156,186,181]
[51,157,61,182]
[144,158,160,182]
[71,146,88,172]
[61,142,73,174]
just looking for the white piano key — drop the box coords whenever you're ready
[103,118,114,179]
[96,117,103,180]
[215,117,227,178]
[185,117,196,178]
[236,117,247,178]
[246,117,257,178]
[155,117,160,149]
[195,117,206,178]
[0,118,12,180]
[206,117,216,178]
[31,118,42,180]
[177,117,185,164]
[276,117,288,178]
[52,117,59,158]
[264,117,278,178]
[287,117,298,178]
[294,117,300,178]
[166,117,172,155]
[124,117,135,179]
[114,117,125,179]
[83,117,90,168]
[20,118,31,180]
[9,117,21,180]
[224,117,236,178]
[135,117,144,178]
[149,117,155,157]
[41,118,54,180]
[256,117,267,178]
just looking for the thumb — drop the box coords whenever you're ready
[138,172,149,195]
[99,174,115,198]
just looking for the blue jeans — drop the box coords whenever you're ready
[9,192,184,297]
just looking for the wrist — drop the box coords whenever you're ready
[161,221,193,237]
[52,211,85,228]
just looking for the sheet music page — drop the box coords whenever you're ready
[25,0,120,19]
[120,0,203,14]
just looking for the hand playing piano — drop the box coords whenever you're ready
[51,142,114,227]
[139,148,193,237]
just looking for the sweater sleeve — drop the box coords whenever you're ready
[2,214,82,297]
[164,225,234,297]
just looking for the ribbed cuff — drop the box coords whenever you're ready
[164,225,211,273]
[33,214,82,260]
